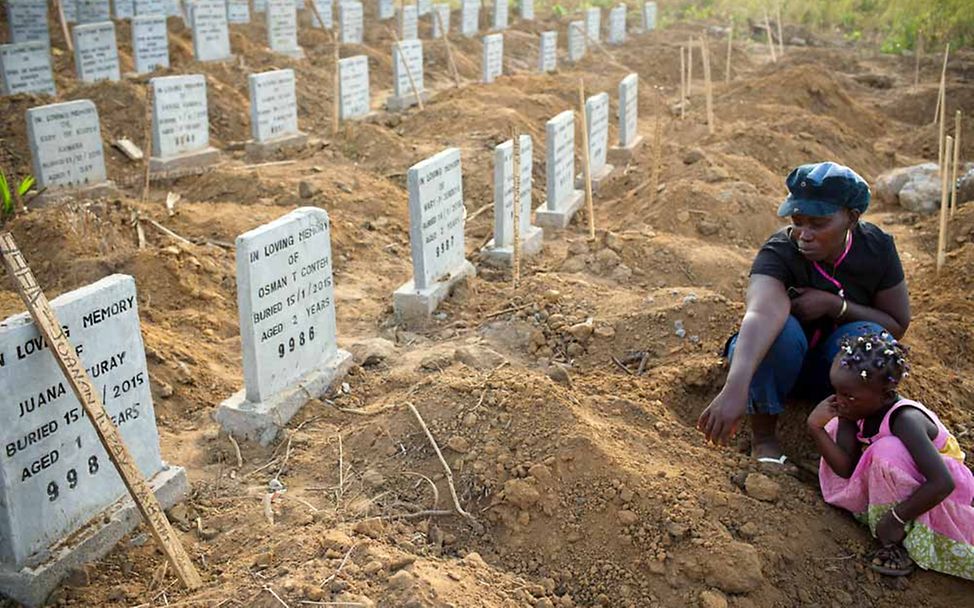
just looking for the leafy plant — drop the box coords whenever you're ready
[552,4,567,17]
[0,170,35,220]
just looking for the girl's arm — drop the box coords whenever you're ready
[889,408,956,520]
[806,397,861,478]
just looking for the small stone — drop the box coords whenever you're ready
[699,589,729,608]
[594,325,616,338]
[618,510,639,525]
[744,473,780,502]
[697,220,720,236]
[504,478,541,509]
[560,255,587,273]
[595,248,621,268]
[546,364,572,386]
[566,342,585,357]
[683,148,705,164]
[705,541,764,593]
[447,435,471,453]
[353,518,384,539]
[567,320,594,343]
[157,380,174,398]
[362,468,385,488]
[298,180,319,199]
[362,560,383,575]
[348,337,395,367]
[462,412,478,427]
[454,344,506,371]
[388,570,415,590]
[610,264,633,282]
[739,521,759,539]
[305,586,326,601]
[676,210,690,223]
[463,551,488,568]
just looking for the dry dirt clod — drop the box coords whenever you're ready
[744,472,781,502]
[704,541,764,593]
[699,589,729,608]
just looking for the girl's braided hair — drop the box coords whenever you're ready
[838,331,910,387]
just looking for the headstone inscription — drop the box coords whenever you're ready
[132,15,170,75]
[190,0,232,62]
[0,275,188,608]
[608,4,626,45]
[580,91,614,190]
[643,1,657,31]
[216,208,352,445]
[133,0,166,16]
[393,148,476,325]
[460,0,479,37]
[0,42,56,96]
[7,0,50,46]
[432,3,450,39]
[482,135,543,265]
[339,2,363,45]
[400,4,418,41]
[538,30,556,73]
[378,0,394,20]
[609,73,642,162]
[75,0,111,23]
[246,68,307,159]
[227,0,251,23]
[338,55,370,120]
[520,0,533,21]
[567,20,585,63]
[267,0,303,58]
[26,99,108,193]
[72,21,120,83]
[535,109,583,229]
[114,0,135,19]
[150,74,221,174]
[387,39,426,111]
[492,0,507,31]
[585,6,600,43]
[481,32,503,84]
[310,0,333,29]
[417,0,432,16]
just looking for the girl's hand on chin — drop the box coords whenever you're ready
[807,395,839,429]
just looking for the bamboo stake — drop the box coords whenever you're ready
[578,79,596,241]
[511,129,521,287]
[432,7,460,87]
[649,113,662,204]
[775,1,784,57]
[392,28,424,110]
[56,0,73,53]
[724,24,733,83]
[679,46,686,120]
[936,45,950,172]
[914,30,923,92]
[142,84,153,203]
[934,43,949,126]
[937,136,953,272]
[333,33,341,134]
[0,233,203,590]
[702,36,714,135]
[950,110,961,218]
[764,9,777,63]
[686,38,693,96]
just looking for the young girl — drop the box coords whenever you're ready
[806,331,974,578]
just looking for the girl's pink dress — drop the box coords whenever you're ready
[819,398,974,579]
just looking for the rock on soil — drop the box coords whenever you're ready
[699,589,729,608]
[705,541,764,593]
[744,473,780,502]
[348,337,395,366]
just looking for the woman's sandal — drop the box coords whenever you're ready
[868,544,915,577]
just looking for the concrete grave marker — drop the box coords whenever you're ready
[73,21,120,83]
[338,55,371,120]
[578,92,614,192]
[26,100,109,195]
[378,0,394,20]
[538,30,556,72]
[267,0,303,58]
[387,39,426,110]
[114,0,135,19]
[461,0,479,37]
[585,7,600,43]
[227,0,251,23]
[536,109,584,228]
[432,3,450,38]
[62,0,78,22]
[481,32,503,84]
[7,1,50,46]
[492,0,507,31]
[0,42,56,96]
[165,0,181,16]
[608,4,626,45]
[0,275,188,608]
[567,20,585,63]
[643,1,657,31]
[400,4,418,41]
[520,0,533,21]
[483,135,543,265]
[191,0,232,62]
[609,73,643,162]
[150,74,220,174]
[394,148,476,325]
[310,0,333,29]
[75,0,110,23]
[216,208,352,445]
[339,2,363,45]
[132,15,170,75]
[418,0,432,16]
[246,68,307,159]
[134,0,166,16]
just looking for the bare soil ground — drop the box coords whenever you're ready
[1,7,973,608]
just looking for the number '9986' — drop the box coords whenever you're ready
[278,325,315,358]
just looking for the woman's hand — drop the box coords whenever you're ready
[876,509,907,546]
[697,384,749,446]
[790,288,842,322]
[807,395,839,430]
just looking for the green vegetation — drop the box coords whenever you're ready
[0,171,34,220]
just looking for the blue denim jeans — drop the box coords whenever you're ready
[726,316,887,415]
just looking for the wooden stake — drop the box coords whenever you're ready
[937,135,953,272]
[764,9,777,63]
[332,33,341,134]
[432,7,460,87]
[934,43,949,126]
[951,110,961,218]
[650,113,662,204]
[578,79,596,241]
[142,84,153,204]
[56,0,73,53]
[702,36,715,135]
[679,46,686,120]
[686,38,693,97]
[936,44,949,170]
[724,24,733,83]
[0,234,203,590]
[914,30,923,92]
[511,128,521,288]
[392,28,424,111]
[775,2,784,57]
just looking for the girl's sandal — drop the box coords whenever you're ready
[868,544,915,577]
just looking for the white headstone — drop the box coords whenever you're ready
[392,39,424,98]
[191,0,232,62]
[293,0,304,10]
[585,7,600,43]
[133,0,165,15]
[7,0,50,46]
[26,99,106,190]
[75,0,110,23]
[227,0,251,23]
[545,110,576,211]
[0,275,164,569]
[165,0,181,16]
[114,0,135,19]
[608,5,626,45]
[253,0,267,13]
[235,207,340,403]
[520,0,533,20]
[400,5,418,41]
[132,15,169,74]
[643,1,656,31]
[460,0,479,37]
[310,0,332,28]
[339,2,363,45]
[151,74,211,159]
[432,3,450,39]
[338,55,370,120]
[538,30,556,73]
[417,0,432,16]
[72,21,120,83]
[585,92,609,175]
[0,42,56,96]
[378,0,394,20]
[493,134,533,248]
[248,69,299,143]
[492,0,507,31]
[406,148,466,290]
[567,20,585,63]
[267,0,301,56]
[618,73,638,147]
[481,33,503,84]
[63,0,78,22]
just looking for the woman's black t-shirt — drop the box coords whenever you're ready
[749,221,905,336]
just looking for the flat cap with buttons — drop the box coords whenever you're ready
[777,161,871,217]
